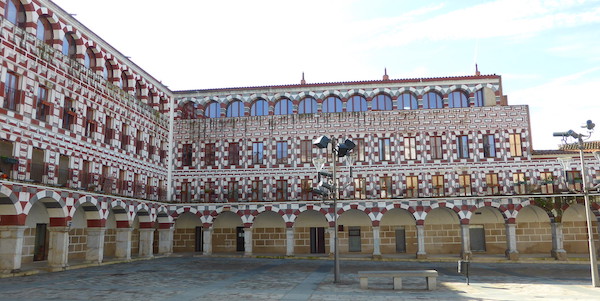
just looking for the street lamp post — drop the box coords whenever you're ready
[554,120,599,287]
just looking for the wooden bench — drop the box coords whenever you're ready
[358,270,438,290]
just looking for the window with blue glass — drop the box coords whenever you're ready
[483,134,496,158]
[205,101,220,118]
[448,90,469,108]
[474,89,484,107]
[62,33,77,60]
[298,97,317,114]
[251,99,268,116]
[274,98,293,115]
[252,142,264,164]
[226,100,244,117]
[347,95,367,112]
[322,96,342,113]
[372,94,392,111]
[276,141,288,163]
[398,93,417,110]
[457,135,469,158]
[422,91,443,109]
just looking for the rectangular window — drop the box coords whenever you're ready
[301,179,313,201]
[486,173,499,195]
[148,136,156,156]
[432,175,444,197]
[405,176,418,198]
[35,86,51,121]
[457,135,469,159]
[228,142,239,166]
[182,143,193,166]
[58,155,69,187]
[379,138,391,161]
[0,140,14,179]
[104,116,113,145]
[120,124,129,151]
[81,160,91,189]
[135,130,143,155]
[380,176,392,199]
[181,181,191,202]
[62,98,76,130]
[205,143,216,166]
[204,181,215,202]
[227,181,238,202]
[403,137,417,160]
[85,107,97,139]
[354,138,365,162]
[509,133,523,157]
[252,142,264,164]
[431,136,443,159]
[3,72,19,111]
[483,134,496,158]
[300,140,313,163]
[566,170,582,192]
[276,180,288,201]
[458,174,472,196]
[276,141,288,164]
[30,148,44,183]
[513,172,526,194]
[540,172,555,194]
[251,180,263,201]
[354,178,366,199]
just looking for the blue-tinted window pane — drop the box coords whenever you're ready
[36,19,46,41]
[205,102,221,118]
[322,96,342,113]
[298,97,316,114]
[372,94,392,111]
[448,91,469,108]
[398,93,417,110]
[483,134,496,157]
[347,95,367,112]
[474,89,484,107]
[457,136,469,158]
[251,99,268,116]
[252,142,264,164]
[274,98,293,115]
[6,1,17,24]
[422,92,442,109]
[226,100,244,117]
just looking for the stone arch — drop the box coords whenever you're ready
[252,210,286,254]
[34,7,61,48]
[108,200,131,228]
[379,207,417,254]
[515,204,552,254]
[337,208,372,254]
[26,190,67,220]
[0,185,21,224]
[172,211,202,253]
[73,195,102,224]
[212,210,244,253]
[423,207,461,255]
[470,206,506,254]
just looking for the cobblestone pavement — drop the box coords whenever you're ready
[0,256,599,301]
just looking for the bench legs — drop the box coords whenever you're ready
[393,277,402,290]
[426,276,436,290]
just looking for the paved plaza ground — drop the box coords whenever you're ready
[0,256,599,300]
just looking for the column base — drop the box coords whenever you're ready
[551,249,568,261]
[505,250,519,260]
[416,252,427,259]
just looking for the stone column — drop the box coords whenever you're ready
[158,228,174,255]
[202,227,213,255]
[416,224,427,259]
[85,227,106,264]
[505,223,519,260]
[47,226,70,270]
[286,227,294,256]
[243,227,253,256]
[115,227,133,260]
[138,228,155,258]
[328,227,336,256]
[0,226,26,273]
[460,224,472,260]
[372,226,382,258]
[550,222,567,260]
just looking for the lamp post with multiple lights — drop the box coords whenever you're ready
[312,135,355,284]
[553,120,599,287]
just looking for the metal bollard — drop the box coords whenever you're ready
[458,260,470,285]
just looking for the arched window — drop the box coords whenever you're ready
[448,90,469,108]
[372,94,392,111]
[103,62,113,81]
[226,100,244,117]
[474,89,484,107]
[135,81,143,100]
[120,72,129,90]
[251,99,268,116]
[274,98,293,115]
[84,48,95,69]
[181,102,196,119]
[62,33,77,60]
[298,97,317,114]
[205,101,221,118]
[347,95,367,112]
[322,96,342,113]
[398,92,417,110]
[422,91,443,109]
[5,0,26,28]
[36,17,53,45]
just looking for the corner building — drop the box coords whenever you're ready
[1,0,599,274]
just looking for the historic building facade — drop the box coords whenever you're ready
[0,0,599,274]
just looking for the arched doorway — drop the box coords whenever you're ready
[337,209,371,254]
[252,211,285,254]
[294,210,328,255]
[380,208,416,254]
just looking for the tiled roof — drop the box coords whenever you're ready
[558,140,600,152]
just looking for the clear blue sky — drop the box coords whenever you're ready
[52,0,600,150]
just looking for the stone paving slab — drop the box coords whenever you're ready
[0,256,598,300]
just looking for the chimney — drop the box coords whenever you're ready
[475,64,480,76]
[383,68,389,81]
[300,72,306,85]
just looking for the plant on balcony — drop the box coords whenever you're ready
[0,156,18,164]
